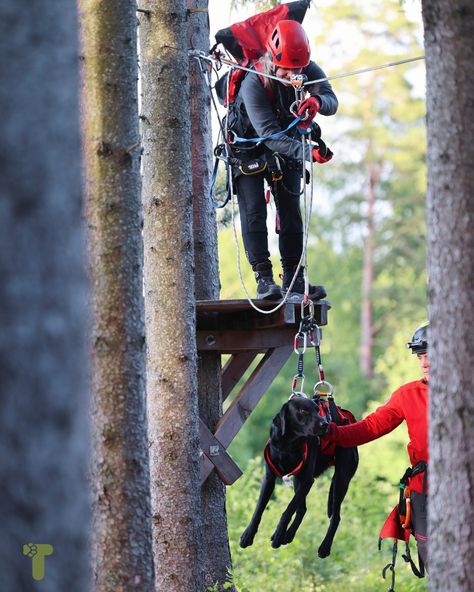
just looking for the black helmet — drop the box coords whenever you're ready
[406,323,429,355]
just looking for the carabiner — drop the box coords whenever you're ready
[313,380,334,398]
[293,331,307,354]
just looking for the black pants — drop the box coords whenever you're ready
[234,167,303,269]
[411,491,428,569]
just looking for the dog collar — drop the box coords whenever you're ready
[264,440,309,478]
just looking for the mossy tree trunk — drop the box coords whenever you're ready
[188,2,234,589]
[0,1,90,589]
[79,0,154,589]
[139,2,203,591]
[422,1,474,590]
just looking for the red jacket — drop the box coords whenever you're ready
[329,379,428,493]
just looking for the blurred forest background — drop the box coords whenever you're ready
[211,0,428,589]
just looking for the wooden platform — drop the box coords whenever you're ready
[196,298,330,486]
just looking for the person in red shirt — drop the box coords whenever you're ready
[327,323,429,568]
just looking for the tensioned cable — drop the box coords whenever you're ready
[191,51,425,88]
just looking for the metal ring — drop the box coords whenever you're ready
[313,380,334,397]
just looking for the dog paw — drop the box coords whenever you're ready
[240,528,255,548]
[317,542,331,558]
[270,529,285,548]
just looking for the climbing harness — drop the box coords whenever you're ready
[379,462,427,591]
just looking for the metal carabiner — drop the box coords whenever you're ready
[300,297,314,321]
[293,331,307,354]
[291,374,305,394]
[313,380,334,398]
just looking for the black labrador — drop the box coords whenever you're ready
[240,394,359,558]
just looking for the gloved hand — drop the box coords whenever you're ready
[312,145,333,164]
[297,96,320,129]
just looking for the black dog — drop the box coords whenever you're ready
[240,394,359,557]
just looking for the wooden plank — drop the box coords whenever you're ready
[199,345,292,484]
[196,298,329,325]
[197,327,296,353]
[200,452,215,484]
[199,419,242,485]
[217,345,293,449]
[221,352,259,401]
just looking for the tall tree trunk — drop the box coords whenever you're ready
[139,3,203,591]
[360,77,378,378]
[360,161,377,377]
[188,2,234,589]
[79,1,154,590]
[422,1,474,590]
[0,1,90,590]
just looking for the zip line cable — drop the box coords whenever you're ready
[191,51,425,89]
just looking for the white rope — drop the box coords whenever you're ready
[230,131,315,315]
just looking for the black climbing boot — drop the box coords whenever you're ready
[282,266,327,301]
[254,262,282,300]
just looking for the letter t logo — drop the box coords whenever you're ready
[23,543,54,581]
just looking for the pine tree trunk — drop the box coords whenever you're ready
[360,78,378,378]
[139,2,203,591]
[0,2,90,590]
[188,2,234,589]
[422,1,474,590]
[360,162,376,377]
[79,1,155,589]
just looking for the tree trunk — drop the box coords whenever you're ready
[360,161,377,377]
[139,2,203,591]
[422,1,474,590]
[360,77,378,378]
[188,2,234,589]
[79,1,155,589]
[0,2,90,590]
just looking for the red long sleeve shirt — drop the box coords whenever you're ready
[329,379,428,493]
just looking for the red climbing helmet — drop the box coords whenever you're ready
[267,20,311,69]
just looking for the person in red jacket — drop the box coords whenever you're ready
[327,323,429,568]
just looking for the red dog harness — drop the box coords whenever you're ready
[264,440,309,478]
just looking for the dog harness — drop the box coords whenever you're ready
[264,440,309,478]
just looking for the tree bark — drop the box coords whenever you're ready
[139,2,203,591]
[79,0,155,589]
[188,2,234,589]
[422,1,474,590]
[0,1,90,590]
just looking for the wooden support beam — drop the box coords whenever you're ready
[199,420,242,485]
[221,352,259,401]
[197,327,296,353]
[200,345,292,484]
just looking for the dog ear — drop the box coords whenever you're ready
[278,402,289,436]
